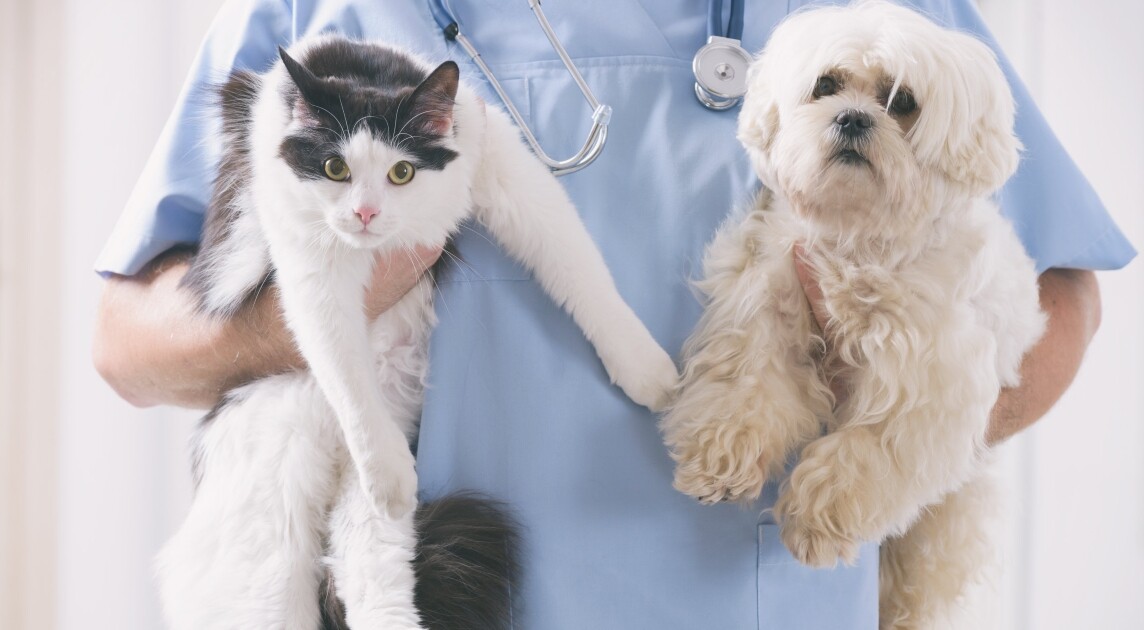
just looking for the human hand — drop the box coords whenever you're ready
[792,243,848,405]
[363,245,443,320]
[792,243,828,333]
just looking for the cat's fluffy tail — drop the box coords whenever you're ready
[320,493,522,630]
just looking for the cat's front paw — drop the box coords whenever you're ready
[669,421,770,504]
[604,339,679,412]
[357,442,418,519]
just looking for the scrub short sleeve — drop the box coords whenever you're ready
[94,0,295,276]
[913,0,1136,271]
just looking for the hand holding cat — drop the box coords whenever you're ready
[364,245,442,321]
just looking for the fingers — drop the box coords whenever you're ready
[792,243,829,334]
[793,244,851,407]
[364,244,444,319]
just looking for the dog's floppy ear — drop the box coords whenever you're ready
[912,32,1021,195]
[737,56,781,183]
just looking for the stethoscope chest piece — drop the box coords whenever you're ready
[693,35,751,111]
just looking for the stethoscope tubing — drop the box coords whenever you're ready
[429,0,610,176]
[428,0,748,174]
[708,0,745,42]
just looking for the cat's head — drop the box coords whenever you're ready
[275,41,472,250]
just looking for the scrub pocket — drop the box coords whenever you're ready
[756,524,880,629]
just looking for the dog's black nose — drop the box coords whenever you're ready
[834,109,873,138]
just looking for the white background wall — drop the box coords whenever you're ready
[0,1,1140,629]
[978,1,1144,628]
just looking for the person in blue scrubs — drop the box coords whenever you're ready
[93,1,1134,628]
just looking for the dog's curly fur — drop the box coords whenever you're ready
[660,2,1046,627]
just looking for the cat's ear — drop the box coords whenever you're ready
[279,46,325,97]
[278,46,332,126]
[406,61,460,136]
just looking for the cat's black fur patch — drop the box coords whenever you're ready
[180,70,267,315]
[413,494,522,630]
[278,40,460,181]
[321,493,522,630]
[318,570,348,630]
[182,40,461,317]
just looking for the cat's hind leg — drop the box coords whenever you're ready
[325,470,425,630]
[157,374,342,630]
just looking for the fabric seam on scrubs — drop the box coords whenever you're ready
[1056,222,1138,270]
[480,55,692,75]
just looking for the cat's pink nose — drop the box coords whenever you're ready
[355,206,379,226]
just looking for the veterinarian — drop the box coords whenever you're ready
[93,0,1134,628]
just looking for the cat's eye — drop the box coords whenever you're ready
[889,90,917,116]
[323,157,351,182]
[812,75,840,99]
[387,160,415,185]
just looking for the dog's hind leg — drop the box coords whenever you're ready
[879,474,999,630]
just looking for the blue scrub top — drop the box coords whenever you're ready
[97,1,1135,628]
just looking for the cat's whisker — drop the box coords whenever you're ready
[249,269,275,308]
[337,96,351,140]
[439,247,487,285]
[403,245,449,320]
[310,102,350,144]
[458,223,500,249]
[354,104,371,137]
[394,109,436,142]
[428,248,496,339]
[302,218,338,253]
[354,113,387,138]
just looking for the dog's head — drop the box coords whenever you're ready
[738,0,1020,238]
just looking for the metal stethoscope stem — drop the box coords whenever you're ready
[694,0,750,110]
[432,0,611,176]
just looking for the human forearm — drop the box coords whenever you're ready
[92,250,302,409]
[93,245,442,409]
[985,268,1102,444]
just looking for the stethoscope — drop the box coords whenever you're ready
[694,0,752,111]
[428,0,751,175]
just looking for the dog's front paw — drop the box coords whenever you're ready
[670,422,770,504]
[775,466,864,567]
[777,509,861,568]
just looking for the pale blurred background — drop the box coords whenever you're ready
[0,0,1140,628]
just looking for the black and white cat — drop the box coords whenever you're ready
[156,35,678,630]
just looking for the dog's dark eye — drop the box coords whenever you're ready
[889,90,917,116]
[812,75,840,99]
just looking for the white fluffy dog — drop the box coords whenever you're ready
[660,1,1046,627]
